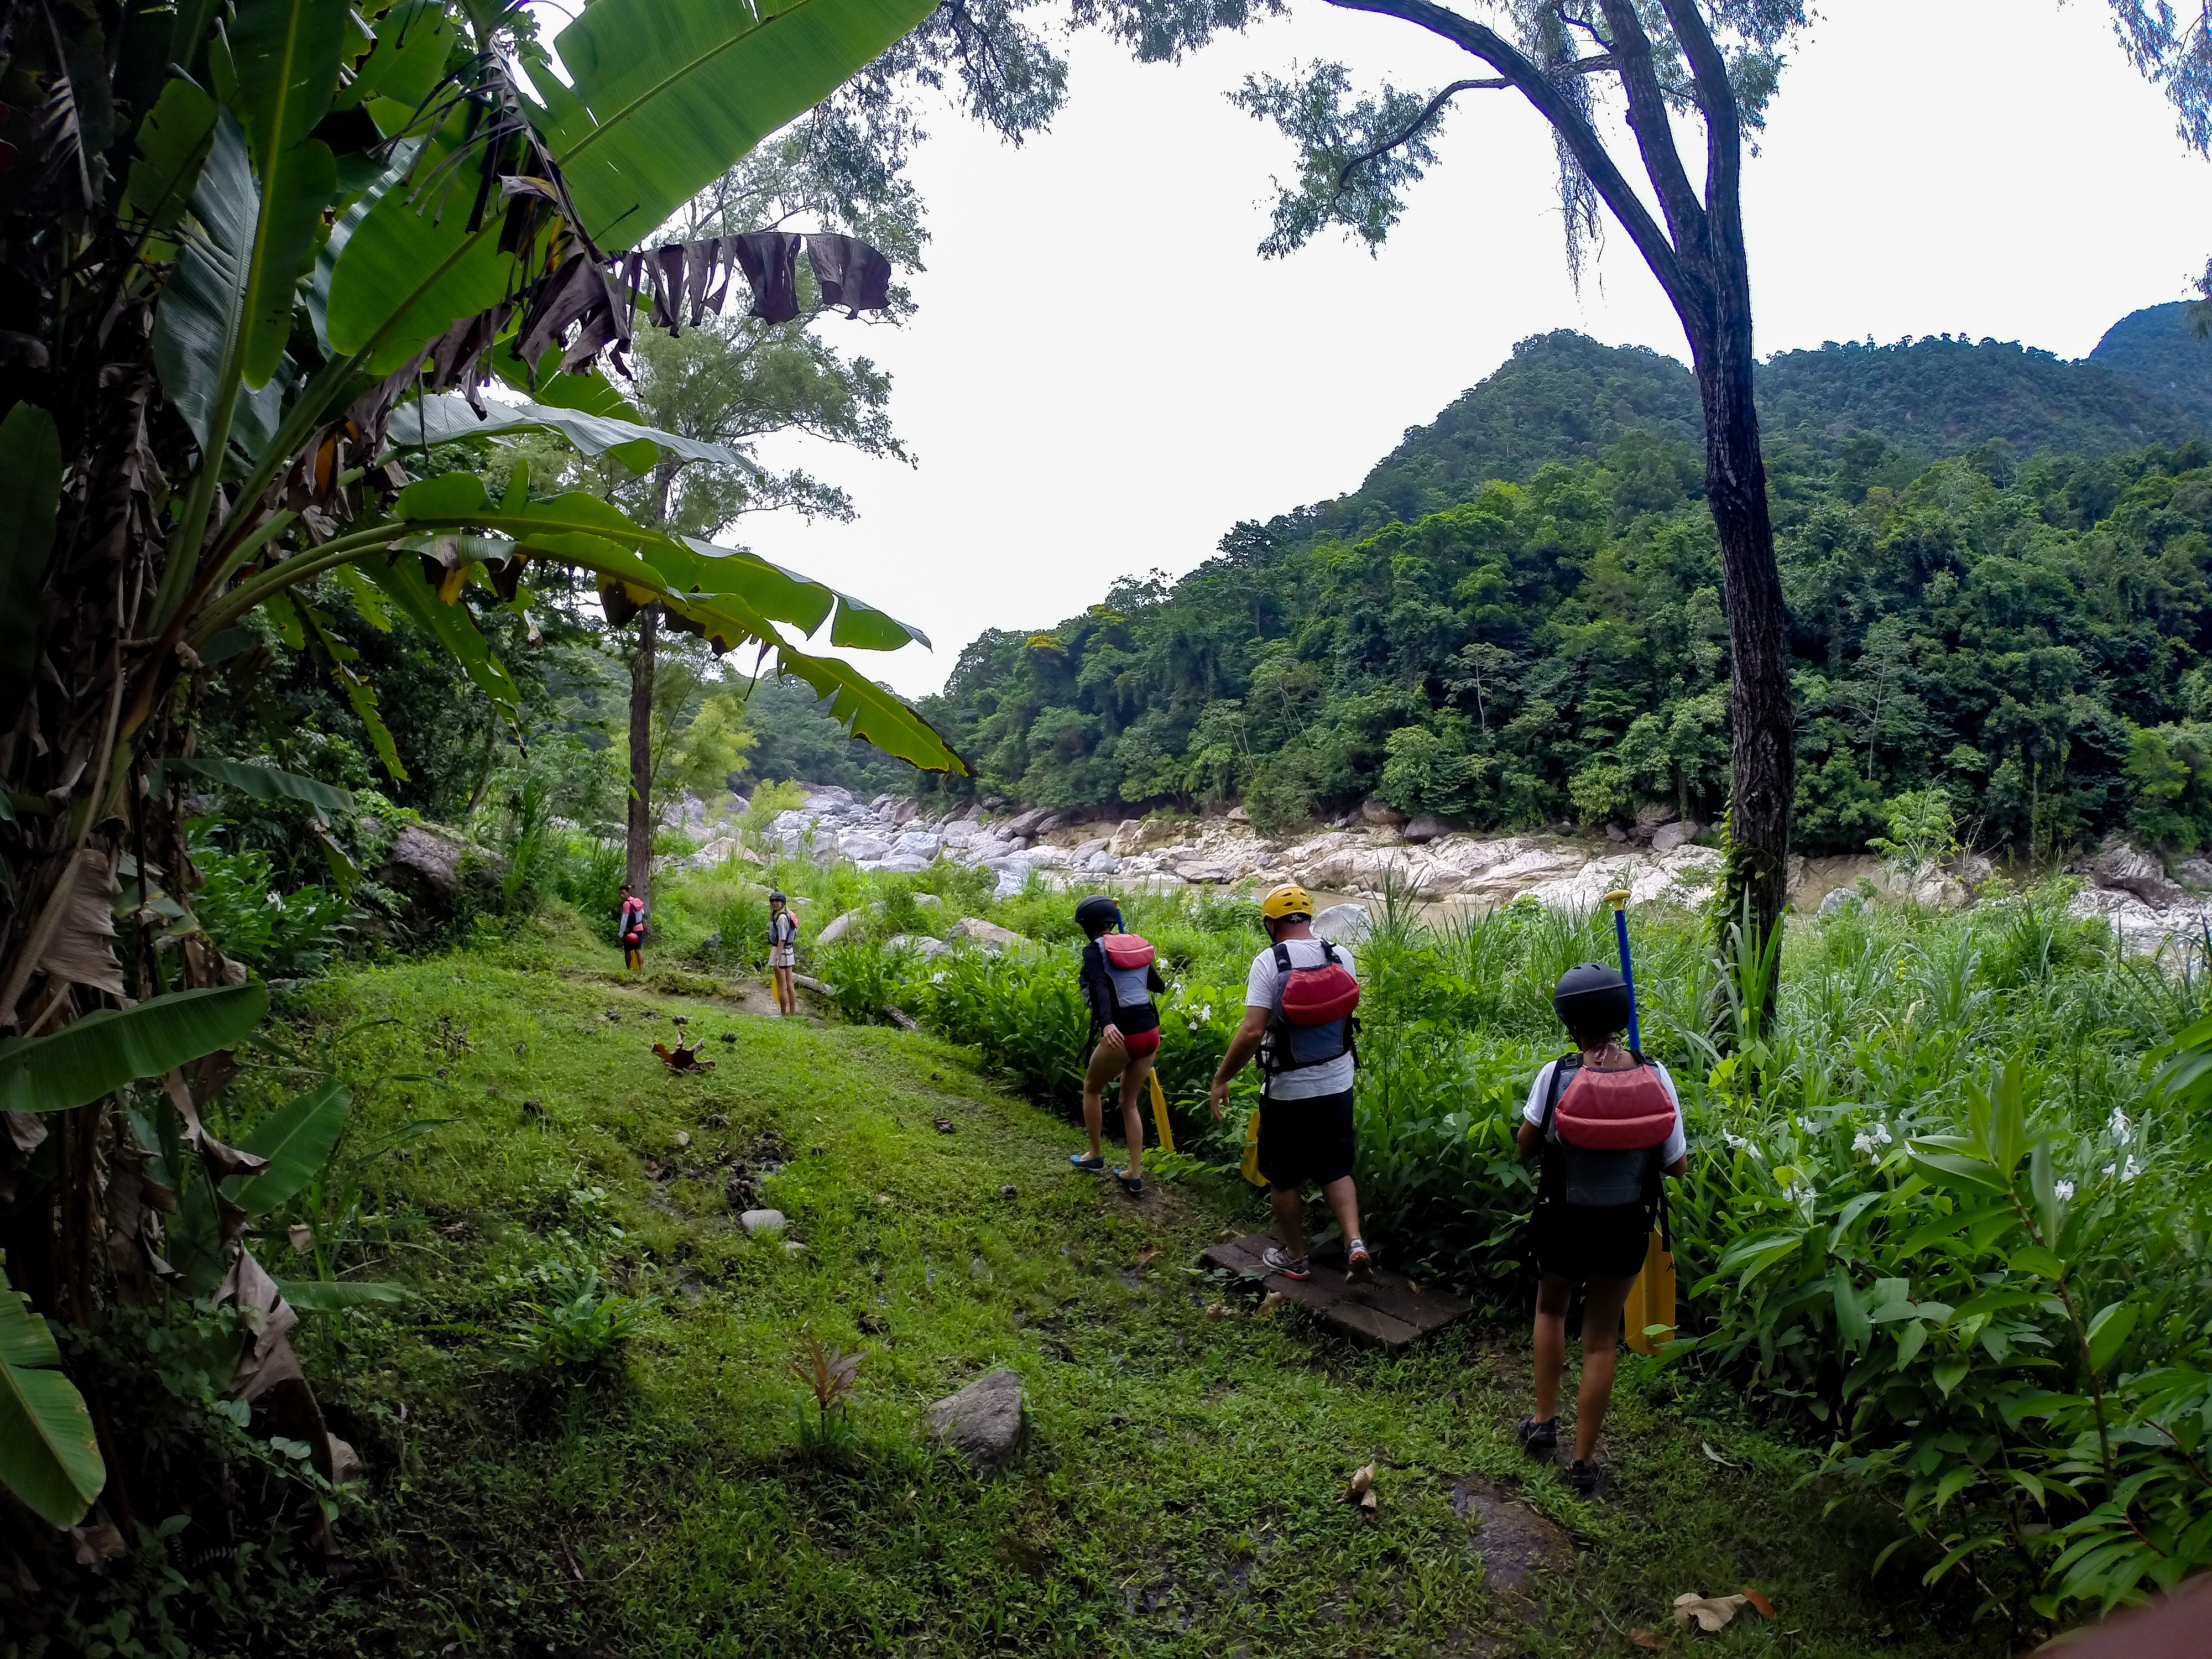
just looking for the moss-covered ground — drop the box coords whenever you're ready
[251,922,2001,1657]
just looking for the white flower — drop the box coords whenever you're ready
[2109,1107,2132,1142]
[2053,1180,2076,1202]
[1853,1131,1877,1156]
[2121,1156,2142,1182]
[2102,1163,2117,1178]
[1724,1131,1749,1150]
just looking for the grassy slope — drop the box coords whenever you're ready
[267,926,1997,1659]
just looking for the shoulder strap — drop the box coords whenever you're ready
[1539,1053,1579,1139]
[1272,941,1292,975]
[1319,940,1339,967]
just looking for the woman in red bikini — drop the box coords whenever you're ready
[1068,894,1165,1198]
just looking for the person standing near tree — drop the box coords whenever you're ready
[1208,884,1374,1284]
[618,883,648,973]
[768,890,800,1016]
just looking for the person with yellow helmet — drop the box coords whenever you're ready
[1207,882,1373,1284]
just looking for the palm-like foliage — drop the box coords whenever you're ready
[0,0,945,1538]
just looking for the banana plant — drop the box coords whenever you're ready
[0,0,946,1538]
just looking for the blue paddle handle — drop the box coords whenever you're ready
[1614,905,1641,1052]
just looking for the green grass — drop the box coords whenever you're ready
[244,932,2005,1657]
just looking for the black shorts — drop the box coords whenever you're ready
[1531,1199,1651,1282]
[1258,1088,1355,1190]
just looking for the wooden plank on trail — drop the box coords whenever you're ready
[1199,1232,1473,1349]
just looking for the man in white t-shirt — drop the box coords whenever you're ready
[1208,883,1373,1284]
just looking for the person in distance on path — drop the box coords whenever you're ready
[1516,963,1688,1496]
[767,890,799,1016]
[1208,883,1373,1284]
[618,883,646,973]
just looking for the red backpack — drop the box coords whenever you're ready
[1264,940,1361,1073]
[1553,1061,1676,1150]
[1099,933,1157,1010]
[1537,1052,1677,1214]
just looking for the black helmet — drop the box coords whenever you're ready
[1553,962,1632,1037]
[1074,894,1121,936]
[768,890,787,905]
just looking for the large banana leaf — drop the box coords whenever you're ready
[327,0,937,367]
[774,638,966,773]
[153,113,296,451]
[389,392,744,471]
[228,0,347,385]
[356,554,523,720]
[163,756,356,815]
[0,985,269,1115]
[225,1079,350,1215]
[0,1275,105,1528]
[542,0,940,244]
[121,77,219,236]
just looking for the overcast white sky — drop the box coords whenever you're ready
[733,0,2212,697]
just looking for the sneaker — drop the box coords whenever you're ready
[1566,1459,1598,1496]
[1068,1152,1105,1173]
[1261,1245,1312,1281]
[1114,1168,1144,1197]
[1346,1238,1375,1284]
[1517,1415,1558,1455]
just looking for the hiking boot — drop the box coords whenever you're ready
[1565,1459,1598,1496]
[1346,1238,1375,1284]
[1261,1244,1312,1281]
[1517,1415,1558,1456]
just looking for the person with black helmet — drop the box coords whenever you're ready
[768,890,799,1016]
[1070,894,1166,1196]
[1207,883,1374,1284]
[1514,962,1689,1495]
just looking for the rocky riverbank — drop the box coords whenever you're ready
[662,786,2212,951]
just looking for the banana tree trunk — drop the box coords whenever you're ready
[627,604,660,906]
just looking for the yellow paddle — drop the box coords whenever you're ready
[1605,886,1677,1355]
[1148,1069,1176,1155]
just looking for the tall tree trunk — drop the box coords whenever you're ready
[1689,320,1793,1011]
[627,604,660,906]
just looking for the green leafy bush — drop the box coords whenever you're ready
[504,1266,651,1375]
[189,837,352,975]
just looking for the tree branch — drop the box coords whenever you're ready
[1655,0,1743,241]
[1334,76,1503,191]
[1321,0,1687,309]
[1334,56,1619,195]
[1597,0,1707,260]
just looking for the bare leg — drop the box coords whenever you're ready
[1319,1175,1362,1249]
[1082,1042,1125,1162]
[1117,1052,1155,1178]
[1269,1185,1307,1258]
[1532,1271,1574,1426]
[1572,1273,1639,1464]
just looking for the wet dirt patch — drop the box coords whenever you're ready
[1450,1477,1573,1593]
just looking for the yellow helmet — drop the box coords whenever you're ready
[1260,883,1313,923]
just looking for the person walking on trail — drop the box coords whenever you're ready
[1207,883,1373,1285]
[1516,962,1689,1496]
[1068,893,1165,1197]
[617,883,647,973]
[767,890,800,1016]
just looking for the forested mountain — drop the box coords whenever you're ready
[922,324,2212,856]
[2090,300,2212,429]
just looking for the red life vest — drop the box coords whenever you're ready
[1264,940,1360,1073]
[1552,1060,1675,1150]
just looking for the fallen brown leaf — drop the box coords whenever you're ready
[1203,1302,1230,1319]
[673,1130,691,1149]
[1134,1246,1162,1268]
[933,1117,955,1134]
[1740,1586,1776,1620]
[1672,1592,1748,1632]
[287,1223,314,1255]
[999,1183,1018,1199]
[1629,1630,1662,1651]
[1216,1226,1239,1243]
[1346,1462,1375,1506]
[653,1039,716,1074]
[1256,1290,1286,1319]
